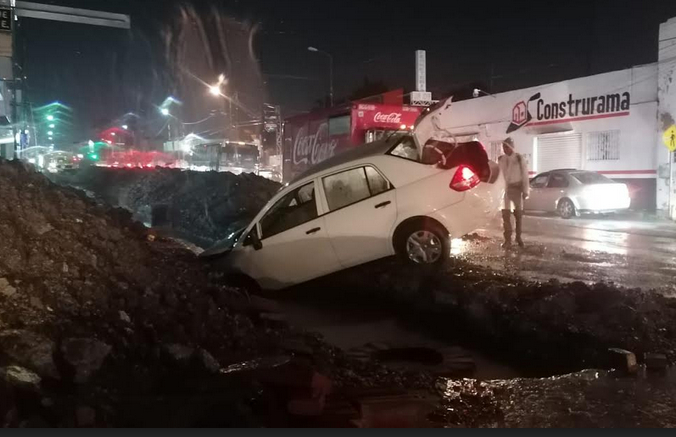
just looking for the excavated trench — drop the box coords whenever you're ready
[45,166,676,426]
[51,168,676,380]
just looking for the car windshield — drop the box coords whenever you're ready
[571,172,614,184]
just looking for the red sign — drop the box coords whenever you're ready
[352,103,422,132]
[283,103,423,182]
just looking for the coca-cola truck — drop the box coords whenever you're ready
[283,103,423,182]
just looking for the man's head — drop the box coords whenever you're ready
[503,137,515,156]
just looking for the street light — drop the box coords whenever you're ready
[208,74,227,96]
[160,108,170,116]
[308,46,334,107]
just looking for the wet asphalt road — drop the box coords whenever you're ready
[456,212,676,294]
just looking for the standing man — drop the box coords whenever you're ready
[498,137,530,248]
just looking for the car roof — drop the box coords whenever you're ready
[534,169,579,177]
[290,134,405,184]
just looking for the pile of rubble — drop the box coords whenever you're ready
[0,161,432,427]
[51,166,281,247]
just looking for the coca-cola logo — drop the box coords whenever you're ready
[373,112,402,124]
[292,123,338,166]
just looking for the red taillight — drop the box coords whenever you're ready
[450,165,481,192]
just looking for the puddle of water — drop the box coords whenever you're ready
[276,300,520,381]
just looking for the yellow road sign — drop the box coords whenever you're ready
[664,125,676,152]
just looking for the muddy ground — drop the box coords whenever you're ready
[0,161,434,427]
[26,165,676,427]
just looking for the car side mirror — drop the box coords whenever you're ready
[251,231,263,251]
[244,229,263,251]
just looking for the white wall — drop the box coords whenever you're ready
[657,17,676,218]
[438,65,659,178]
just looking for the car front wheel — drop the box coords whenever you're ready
[397,221,450,265]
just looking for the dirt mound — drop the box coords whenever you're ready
[0,161,432,427]
[52,166,280,247]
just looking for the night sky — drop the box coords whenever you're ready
[17,0,676,143]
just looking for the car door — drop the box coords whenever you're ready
[236,181,341,289]
[321,165,398,268]
[525,174,550,211]
[538,173,569,212]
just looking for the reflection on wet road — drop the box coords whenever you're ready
[454,214,676,294]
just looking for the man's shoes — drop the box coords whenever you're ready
[516,238,525,248]
[501,241,512,249]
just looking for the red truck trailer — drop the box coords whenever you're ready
[283,102,423,182]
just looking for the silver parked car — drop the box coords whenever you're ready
[525,169,631,219]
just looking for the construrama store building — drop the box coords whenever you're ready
[441,59,676,213]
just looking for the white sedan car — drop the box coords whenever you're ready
[202,134,504,290]
[525,169,631,218]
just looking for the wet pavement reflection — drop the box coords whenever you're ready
[452,213,676,294]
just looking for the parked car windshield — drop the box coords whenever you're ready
[571,172,614,185]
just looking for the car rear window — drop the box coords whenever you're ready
[389,136,419,161]
[571,172,613,184]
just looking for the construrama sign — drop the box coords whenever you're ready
[507,91,631,133]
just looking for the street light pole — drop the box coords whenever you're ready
[308,46,334,107]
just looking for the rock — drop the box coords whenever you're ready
[608,348,638,375]
[119,311,131,323]
[163,344,195,365]
[0,278,17,298]
[0,330,59,379]
[0,366,41,393]
[61,338,112,384]
[195,349,220,374]
[29,296,45,310]
[76,406,96,427]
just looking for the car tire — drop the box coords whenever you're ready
[395,219,450,265]
[557,198,576,219]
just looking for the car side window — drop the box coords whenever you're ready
[365,166,391,196]
[547,174,569,188]
[323,166,392,212]
[531,175,549,188]
[323,168,372,211]
[259,182,318,239]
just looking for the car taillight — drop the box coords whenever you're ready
[450,165,481,192]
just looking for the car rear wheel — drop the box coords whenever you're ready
[396,220,450,265]
[557,198,576,219]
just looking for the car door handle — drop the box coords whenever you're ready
[374,201,392,209]
[306,227,321,235]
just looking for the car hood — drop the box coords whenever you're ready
[199,225,247,259]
